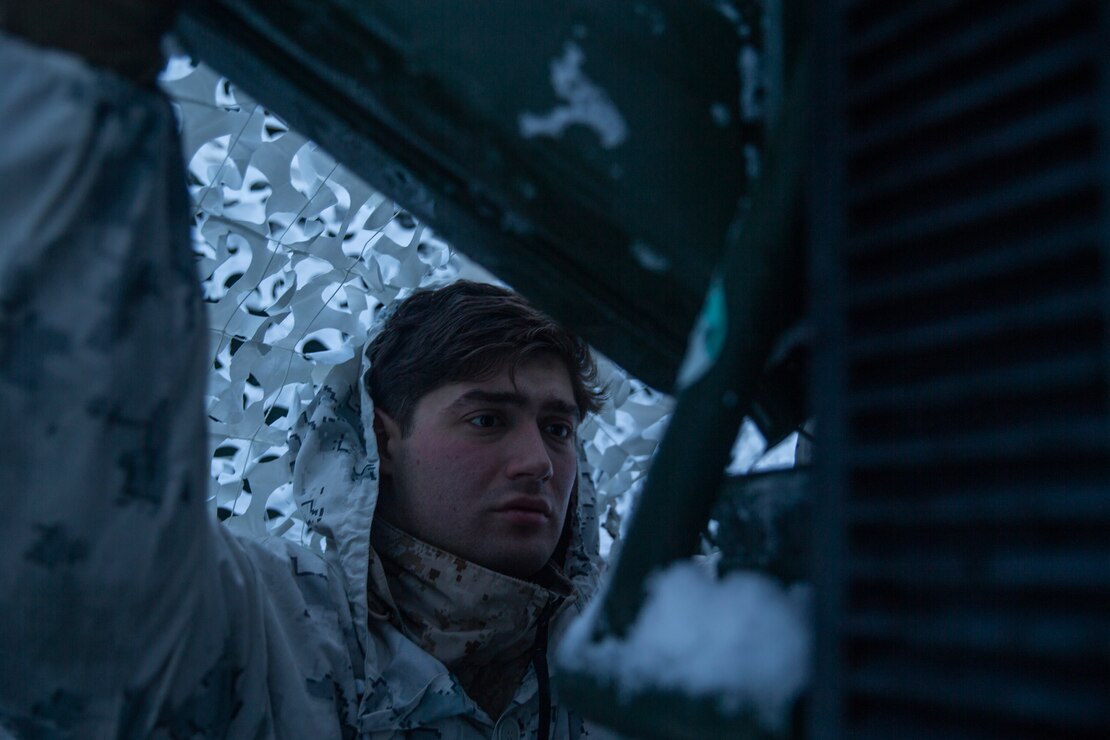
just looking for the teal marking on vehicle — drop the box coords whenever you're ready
[675,273,727,391]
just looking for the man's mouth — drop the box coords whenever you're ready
[497,497,552,515]
[495,497,552,524]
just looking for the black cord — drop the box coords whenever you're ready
[531,600,558,740]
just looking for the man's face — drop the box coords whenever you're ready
[375,353,580,579]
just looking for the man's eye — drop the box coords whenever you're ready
[546,423,573,440]
[469,414,501,429]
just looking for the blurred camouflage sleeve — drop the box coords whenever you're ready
[0,30,242,736]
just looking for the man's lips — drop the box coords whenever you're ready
[495,497,552,517]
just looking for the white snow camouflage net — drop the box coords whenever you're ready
[159,57,689,555]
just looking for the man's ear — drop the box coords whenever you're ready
[373,408,402,475]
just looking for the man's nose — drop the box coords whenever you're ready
[506,425,554,482]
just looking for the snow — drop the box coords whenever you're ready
[519,42,629,149]
[710,102,732,127]
[557,561,811,732]
[629,240,672,273]
[738,44,763,122]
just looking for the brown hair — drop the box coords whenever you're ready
[365,280,605,434]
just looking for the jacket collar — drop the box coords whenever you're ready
[369,519,570,716]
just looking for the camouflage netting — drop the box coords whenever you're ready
[160,56,784,559]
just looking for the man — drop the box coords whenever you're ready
[287,281,606,735]
[0,6,605,738]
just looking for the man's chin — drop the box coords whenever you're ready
[477,543,554,581]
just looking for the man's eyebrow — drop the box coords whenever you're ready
[448,390,580,417]
[541,398,581,417]
[448,390,526,409]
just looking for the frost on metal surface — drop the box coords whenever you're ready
[160,57,665,551]
[518,42,629,150]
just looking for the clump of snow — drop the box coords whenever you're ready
[738,44,764,122]
[630,240,672,273]
[743,142,761,179]
[710,102,732,127]
[557,562,810,732]
[519,42,629,149]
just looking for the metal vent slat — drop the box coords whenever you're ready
[848,485,1110,526]
[849,418,1109,467]
[848,99,1094,203]
[848,0,1068,103]
[849,223,1099,305]
[848,40,1092,155]
[849,547,1110,591]
[851,368,1104,439]
[849,352,1103,411]
[846,1,963,56]
[848,287,1102,358]
[847,609,1110,660]
[849,141,1097,243]
[848,660,1110,729]
[847,161,1097,255]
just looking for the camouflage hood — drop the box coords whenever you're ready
[287,302,604,722]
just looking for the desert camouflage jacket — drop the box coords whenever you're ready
[0,33,602,739]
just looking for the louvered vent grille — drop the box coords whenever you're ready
[836,0,1110,736]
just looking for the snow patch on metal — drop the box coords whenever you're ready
[738,44,763,122]
[713,1,741,24]
[557,561,811,731]
[519,42,628,149]
[710,102,732,127]
[630,241,671,273]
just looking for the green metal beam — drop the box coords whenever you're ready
[553,0,811,732]
[590,17,810,643]
[176,0,754,393]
